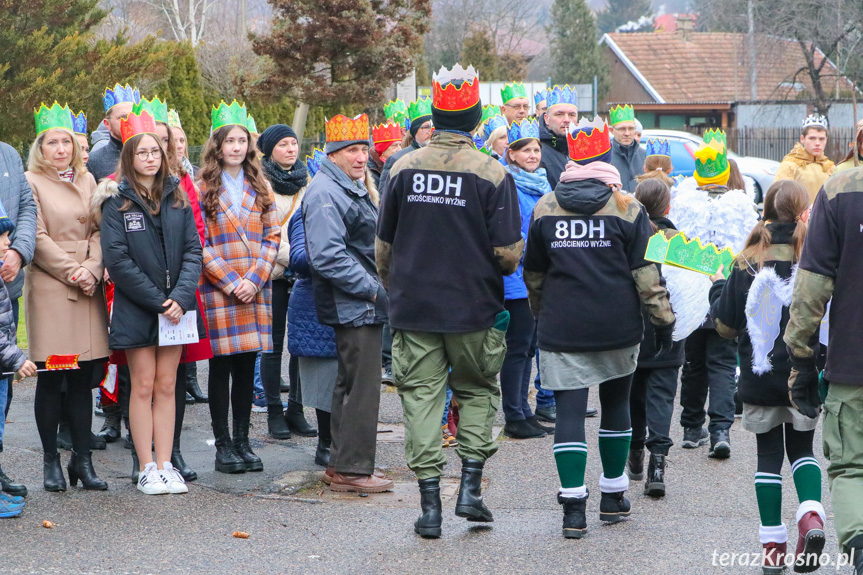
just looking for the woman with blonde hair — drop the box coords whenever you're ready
[636,139,674,187]
[25,103,110,492]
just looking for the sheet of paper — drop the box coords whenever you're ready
[159,311,199,347]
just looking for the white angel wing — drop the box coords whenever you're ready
[663,265,712,341]
[745,267,795,375]
[820,299,831,347]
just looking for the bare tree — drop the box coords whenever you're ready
[143,0,219,45]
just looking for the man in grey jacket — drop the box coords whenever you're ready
[302,114,392,494]
[0,141,37,498]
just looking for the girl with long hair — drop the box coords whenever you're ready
[709,180,823,572]
[197,104,279,475]
[95,110,202,495]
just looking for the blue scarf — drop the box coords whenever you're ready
[508,165,552,197]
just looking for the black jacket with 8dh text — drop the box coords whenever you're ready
[95,177,202,350]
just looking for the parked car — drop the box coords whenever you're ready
[640,129,779,203]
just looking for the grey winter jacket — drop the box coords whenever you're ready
[87,135,122,183]
[0,277,26,373]
[302,158,387,327]
[0,143,37,300]
[611,139,646,193]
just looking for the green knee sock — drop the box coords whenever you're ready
[791,457,821,503]
[598,428,632,479]
[553,442,587,488]
[755,472,783,526]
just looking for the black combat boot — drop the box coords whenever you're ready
[644,453,666,498]
[626,448,644,481]
[415,477,442,538]
[213,421,245,474]
[233,420,263,472]
[455,459,493,522]
[558,491,588,539]
[599,490,631,523]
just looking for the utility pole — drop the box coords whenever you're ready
[240,0,247,36]
[747,0,757,101]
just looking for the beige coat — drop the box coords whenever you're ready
[24,169,109,362]
[775,143,835,203]
[271,187,305,280]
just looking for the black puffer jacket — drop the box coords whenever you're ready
[95,177,203,350]
[637,217,686,368]
[709,223,819,406]
[538,115,569,189]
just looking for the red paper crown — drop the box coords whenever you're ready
[372,122,402,145]
[432,64,481,112]
[120,110,158,144]
[566,116,612,162]
[325,114,370,144]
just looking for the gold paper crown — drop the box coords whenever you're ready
[325,114,370,143]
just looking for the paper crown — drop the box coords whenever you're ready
[694,130,729,180]
[373,122,401,146]
[103,83,141,113]
[645,231,734,277]
[211,100,249,132]
[120,110,158,145]
[408,97,433,122]
[546,85,578,110]
[325,114,369,144]
[534,89,548,107]
[646,138,670,157]
[34,102,74,135]
[472,134,491,156]
[609,104,635,126]
[507,118,540,145]
[802,114,828,130]
[481,105,501,125]
[483,115,508,141]
[133,96,168,124]
[384,99,407,120]
[501,83,527,104]
[567,116,612,163]
[70,110,87,135]
[246,115,259,135]
[432,64,481,112]
[305,148,326,177]
[167,109,182,129]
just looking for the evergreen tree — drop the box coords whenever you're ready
[548,0,609,95]
[461,30,498,81]
[0,0,175,150]
[154,43,209,145]
[596,0,653,34]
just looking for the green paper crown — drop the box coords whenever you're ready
[211,100,249,132]
[408,97,432,122]
[645,231,734,277]
[34,101,74,135]
[481,105,501,125]
[246,115,258,134]
[167,109,182,129]
[694,130,729,180]
[384,99,407,120]
[133,96,169,124]
[609,104,635,126]
[501,83,528,104]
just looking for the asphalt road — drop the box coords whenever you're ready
[0,362,844,575]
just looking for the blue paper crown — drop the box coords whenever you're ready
[546,85,578,109]
[103,83,141,113]
[70,110,87,135]
[472,134,490,155]
[534,89,548,106]
[306,148,326,177]
[646,138,670,157]
[482,115,508,141]
[507,118,540,144]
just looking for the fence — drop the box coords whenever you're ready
[681,127,855,163]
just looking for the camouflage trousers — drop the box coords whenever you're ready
[823,382,863,553]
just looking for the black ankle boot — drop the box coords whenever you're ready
[213,422,245,474]
[43,452,66,492]
[455,459,493,522]
[57,422,72,451]
[599,491,630,523]
[186,363,208,403]
[90,431,106,450]
[98,405,121,443]
[171,447,197,482]
[644,453,666,498]
[285,402,317,437]
[558,492,588,539]
[314,437,331,467]
[626,448,644,481]
[267,405,292,440]
[67,451,108,491]
[0,463,27,497]
[232,420,263,472]
[415,478,442,538]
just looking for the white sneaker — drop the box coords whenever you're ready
[159,462,189,494]
[137,462,169,495]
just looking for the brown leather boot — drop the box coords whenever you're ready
[330,472,394,493]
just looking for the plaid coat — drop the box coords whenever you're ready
[199,178,279,356]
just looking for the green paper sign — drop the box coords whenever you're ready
[645,231,734,277]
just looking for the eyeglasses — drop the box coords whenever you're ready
[135,150,162,160]
[506,104,531,111]
[417,124,432,132]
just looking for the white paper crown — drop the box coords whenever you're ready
[802,114,828,130]
[432,64,479,86]
[568,115,608,134]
